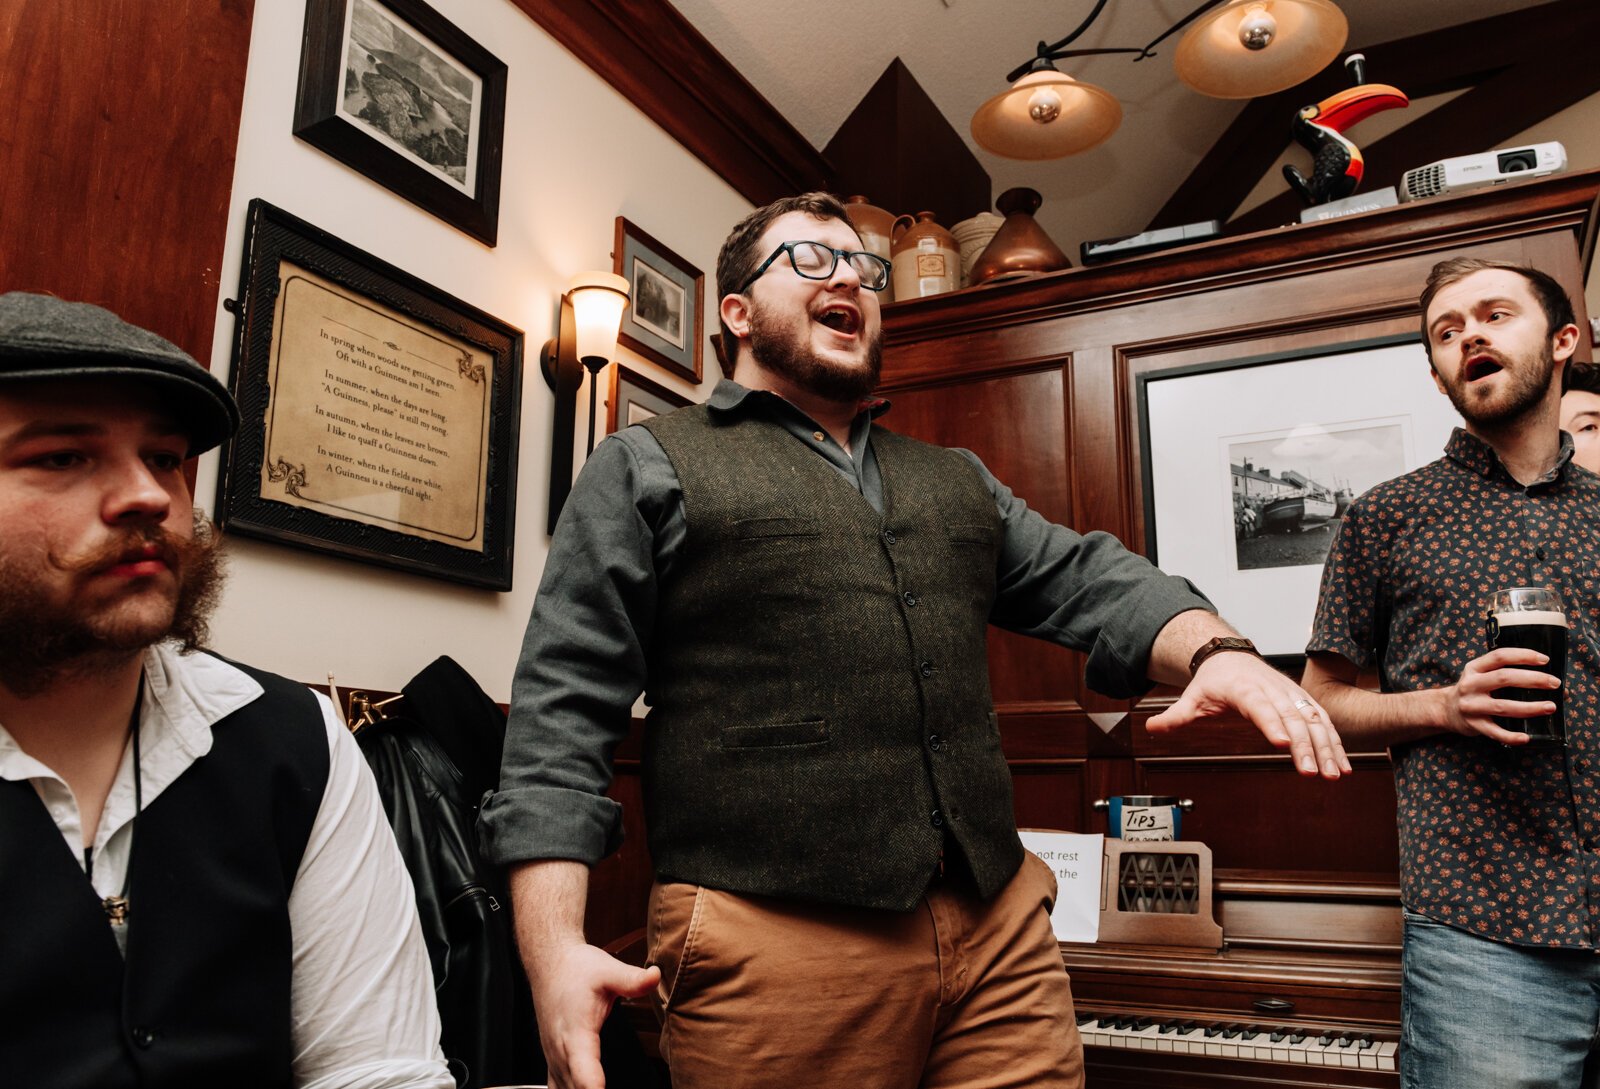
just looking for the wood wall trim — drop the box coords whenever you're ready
[507,0,834,205]
[1155,0,1600,232]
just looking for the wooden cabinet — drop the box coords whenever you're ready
[878,169,1600,882]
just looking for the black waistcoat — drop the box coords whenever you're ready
[0,656,328,1088]
[640,406,1023,912]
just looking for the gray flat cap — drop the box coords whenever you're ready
[0,291,239,455]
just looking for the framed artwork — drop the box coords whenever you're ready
[606,364,692,434]
[293,0,506,246]
[1136,335,1459,657]
[614,217,704,383]
[218,199,523,590]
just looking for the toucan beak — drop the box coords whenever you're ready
[1311,84,1409,132]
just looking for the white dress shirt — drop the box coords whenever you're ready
[0,644,454,1089]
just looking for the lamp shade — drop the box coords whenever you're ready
[971,70,1122,160]
[1174,0,1347,99]
[567,271,629,364]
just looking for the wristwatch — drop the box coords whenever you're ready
[1188,636,1262,677]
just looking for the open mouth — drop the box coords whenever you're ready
[1464,354,1503,383]
[814,304,860,336]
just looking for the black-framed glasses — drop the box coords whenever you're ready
[739,241,891,294]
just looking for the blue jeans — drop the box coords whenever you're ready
[1403,908,1600,1088]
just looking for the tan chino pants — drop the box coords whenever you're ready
[646,851,1084,1089]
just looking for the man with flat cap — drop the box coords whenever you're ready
[0,293,452,1088]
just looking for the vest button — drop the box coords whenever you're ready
[919,661,934,678]
[928,734,945,752]
[930,809,945,828]
[812,430,826,442]
[903,591,919,607]
[882,529,897,545]
[132,1027,156,1049]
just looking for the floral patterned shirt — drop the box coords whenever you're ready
[1310,427,1600,949]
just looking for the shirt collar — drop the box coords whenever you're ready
[706,378,892,423]
[1444,426,1574,487]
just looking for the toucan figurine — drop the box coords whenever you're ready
[1283,54,1408,207]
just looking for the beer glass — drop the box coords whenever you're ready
[1485,586,1568,745]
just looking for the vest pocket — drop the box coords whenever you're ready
[732,516,820,540]
[719,719,830,749]
[947,522,997,546]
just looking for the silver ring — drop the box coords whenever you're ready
[1293,698,1313,710]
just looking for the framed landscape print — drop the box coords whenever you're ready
[293,0,506,245]
[614,217,704,383]
[218,200,523,590]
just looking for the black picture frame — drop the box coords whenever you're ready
[293,0,506,246]
[606,363,692,435]
[218,199,523,590]
[614,217,705,384]
[1134,333,1458,658]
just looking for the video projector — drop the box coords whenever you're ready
[1399,142,1567,203]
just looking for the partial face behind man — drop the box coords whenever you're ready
[0,380,220,693]
[730,209,885,402]
[1424,266,1577,430]
[1560,384,1600,476]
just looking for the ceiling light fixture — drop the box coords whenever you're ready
[972,0,1348,160]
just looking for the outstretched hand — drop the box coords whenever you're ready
[533,942,661,1089]
[1147,650,1350,779]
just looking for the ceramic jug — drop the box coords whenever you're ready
[843,195,896,301]
[890,211,959,299]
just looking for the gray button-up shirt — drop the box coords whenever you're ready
[479,380,1213,867]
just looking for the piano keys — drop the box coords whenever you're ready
[1076,1012,1397,1071]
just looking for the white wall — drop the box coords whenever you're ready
[196,0,750,701]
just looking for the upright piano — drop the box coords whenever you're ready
[1064,853,1401,1088]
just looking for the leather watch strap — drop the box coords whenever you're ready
[1188,635,1261,677]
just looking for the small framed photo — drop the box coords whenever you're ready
[293,0,506,246]
[1137,335,1460,657]
[614,217,704,384]
[218,200,523,590]
[606,364,692,434]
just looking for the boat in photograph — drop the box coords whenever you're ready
[1261,491,1337,534]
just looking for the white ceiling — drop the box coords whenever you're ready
[670,0,1551,260]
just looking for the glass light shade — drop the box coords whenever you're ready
[567,271,629,364]
[971,70,1122,160]
[1174,0,1347,99]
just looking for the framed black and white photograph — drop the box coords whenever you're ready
[293,0,506,246]
[1137,335,1459,656]
[606,364,691,435]
[218,199,523,590]
[614,217,704,384]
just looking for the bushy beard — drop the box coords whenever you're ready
[1440,342,1556,430]
[0,514,225,696]
[749,302,884,403]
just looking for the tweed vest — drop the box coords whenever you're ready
[0,657,328,1088]
[640,405,1023,912]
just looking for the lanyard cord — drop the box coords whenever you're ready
[90,683,143,926]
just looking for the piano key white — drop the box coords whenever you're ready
[1079,1015,1397,1072]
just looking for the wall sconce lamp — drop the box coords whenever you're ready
[971,0,1347,160]
[541,270,630,533]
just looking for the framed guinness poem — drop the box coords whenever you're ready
[219,199,523,590]
[614,217,704,383]
[1137,335,1458,657]
[606,364,692,435]
[293,0,506,245]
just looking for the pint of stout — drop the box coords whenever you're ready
[1486,587,1568,745]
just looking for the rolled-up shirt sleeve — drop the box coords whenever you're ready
[955,450,1215,699]
[478,432,675,868]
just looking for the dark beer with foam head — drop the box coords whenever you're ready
[1486,588,1568,746]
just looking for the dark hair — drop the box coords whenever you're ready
[714,192,857,355]
[1564,359,1600,396]
[1418,257,1576,362]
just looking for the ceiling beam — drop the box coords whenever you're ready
[1152,0,1600,233]
[508,0,835,206]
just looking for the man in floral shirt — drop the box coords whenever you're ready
[1305,257,1593,1086]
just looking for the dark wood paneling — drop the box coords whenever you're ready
[823,58,991,228]
[0,0,255,367]
[507,0,834,206]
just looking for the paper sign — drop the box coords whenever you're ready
[1019,831,1105,943]
[1119,805,1175,841]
